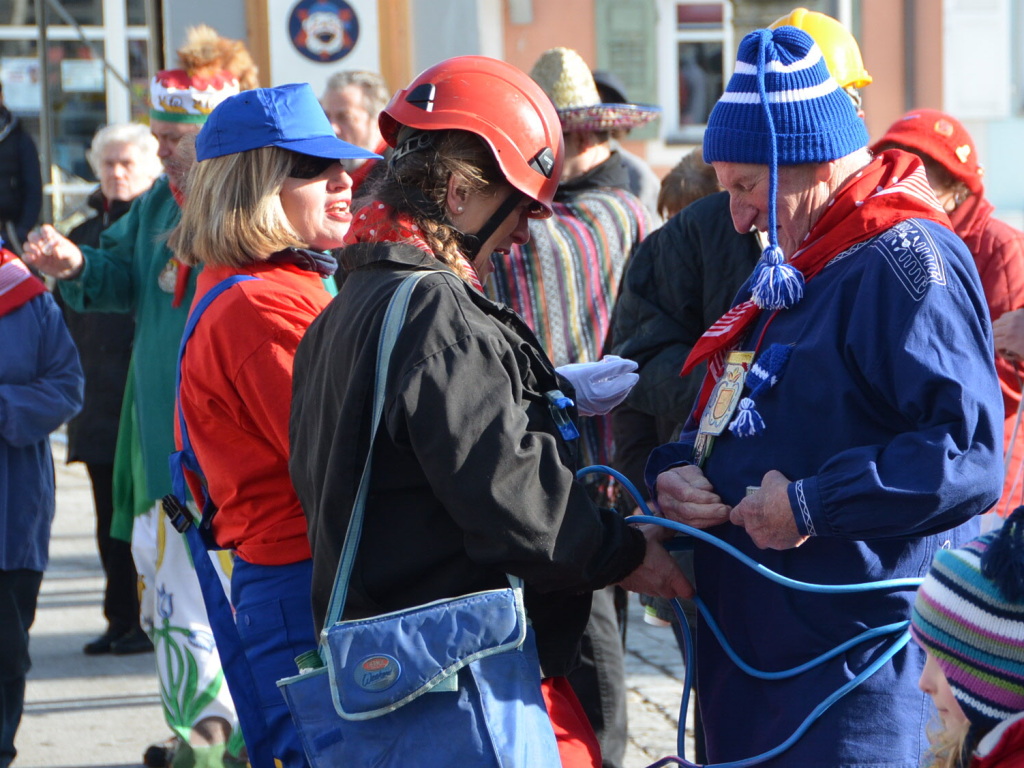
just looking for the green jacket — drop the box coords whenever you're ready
[59,176,198,500]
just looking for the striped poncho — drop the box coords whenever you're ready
[487,160,652,470]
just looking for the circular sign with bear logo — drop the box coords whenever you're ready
[288,0,360,63]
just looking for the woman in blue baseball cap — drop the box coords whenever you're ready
[166,82,378,766]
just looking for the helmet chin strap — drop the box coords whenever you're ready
[454,190,524,260]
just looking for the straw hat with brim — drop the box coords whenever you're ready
[530,47,660,133]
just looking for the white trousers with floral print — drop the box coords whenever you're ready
[131,503,242,751]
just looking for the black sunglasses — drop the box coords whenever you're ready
[288,152,340,179]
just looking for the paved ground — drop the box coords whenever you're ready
[15,436,695,767]
[623,613,696,768]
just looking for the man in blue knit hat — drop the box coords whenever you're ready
[646,25,1005,767]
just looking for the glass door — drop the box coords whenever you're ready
[0,0,154,229]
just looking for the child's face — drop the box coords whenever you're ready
[919,650,969,730]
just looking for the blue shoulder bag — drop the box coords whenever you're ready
[276,271,561,767]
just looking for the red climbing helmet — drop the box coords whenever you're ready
[380,55,564,218]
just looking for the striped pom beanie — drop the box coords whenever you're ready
[703,26,868,166]
[911,508,1024,736]
[703,26,868,311]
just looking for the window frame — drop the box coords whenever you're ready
[656,0,733,144]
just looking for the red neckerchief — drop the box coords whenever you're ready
[346,200,484,292]
[0,247,46,317]
[169,179,191,308]
[684,150,952,419]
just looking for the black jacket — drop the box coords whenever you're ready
[290,243,645,676]
[0,108,42,244]
[609,191,760,489]
[58,190,134,465]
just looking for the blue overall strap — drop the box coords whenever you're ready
[181,525,275,766]
[168,274,258,531]
[323,271,430,629]
[161,273,276,768]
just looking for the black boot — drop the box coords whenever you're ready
[82,627,124,655]
[110,627,154,655]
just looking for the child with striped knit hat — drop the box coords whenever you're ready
[912,509,1024,767]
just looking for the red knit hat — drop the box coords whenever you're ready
[872,109,984,195]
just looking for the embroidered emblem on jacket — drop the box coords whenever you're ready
[879,221,947,301]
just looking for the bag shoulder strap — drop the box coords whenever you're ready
[323,270,430,629]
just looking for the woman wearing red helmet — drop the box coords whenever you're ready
[288,56,690,767]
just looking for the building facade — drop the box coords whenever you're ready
[7,0,1024,227]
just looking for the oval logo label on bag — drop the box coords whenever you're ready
[356,655,400,691]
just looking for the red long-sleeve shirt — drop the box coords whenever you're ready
[176,261,331,565]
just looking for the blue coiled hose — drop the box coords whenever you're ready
[576,465,921,768]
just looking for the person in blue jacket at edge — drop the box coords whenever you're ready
[0,244,83,767]
[645,26,1005,768]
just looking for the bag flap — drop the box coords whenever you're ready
[323,587,526,720]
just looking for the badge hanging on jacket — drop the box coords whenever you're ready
[158,257,179,293]
[693,350,754,467]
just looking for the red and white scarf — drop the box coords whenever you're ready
[0,248,46,317]
[345,201,484,292]
[683,150,953,419]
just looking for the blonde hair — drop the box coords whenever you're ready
[169,145,304,267]
[657,147,721,220]
[368,128,503,282]
[922,717,972,768]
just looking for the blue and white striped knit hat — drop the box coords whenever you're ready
[703,26,869,311]
[911,508,1024,736]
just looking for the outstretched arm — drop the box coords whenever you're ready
[23,225,84,279]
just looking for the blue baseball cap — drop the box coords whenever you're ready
[196,82,382,162]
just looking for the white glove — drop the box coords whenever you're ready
[556,355,639,416]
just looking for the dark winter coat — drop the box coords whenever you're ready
[58,190,134,465]
[290,242,646,677]
[0,107,42,244]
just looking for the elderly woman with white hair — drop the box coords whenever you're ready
[85,123,163,209]
[59,122,162,658]
[648,25,1004,768]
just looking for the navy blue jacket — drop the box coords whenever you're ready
[647,218,1003,767]
[0,291,83,571]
